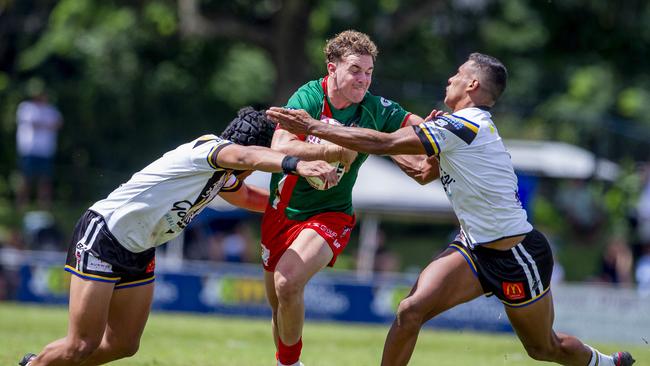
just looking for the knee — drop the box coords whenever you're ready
[111,341,140,359]
[274,274,303,304]
[395,298,426,331]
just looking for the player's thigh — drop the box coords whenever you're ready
[103,282,154,344]
[275,228,333,287]
[67,275,115,341]
[407,248,483,319]
[504,292,555,348]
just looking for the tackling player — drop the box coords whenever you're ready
[18,107,337,366]
[261,30,432,366]
[268,53,635,366]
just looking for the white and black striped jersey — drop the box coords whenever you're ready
[413,107,532,245]
[90,135,241,252]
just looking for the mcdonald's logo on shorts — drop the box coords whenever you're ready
[146,258,156,273]
[502,281,525,301]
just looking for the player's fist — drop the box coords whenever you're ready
[296,160,339,189]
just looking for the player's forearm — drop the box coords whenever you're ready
[308,124,422,156]
[271,138,341,162]
[219,184,269,213]
[391,155,440,185]
[237,185,269,212]
[306,123,384,154]
[236,146,287,173]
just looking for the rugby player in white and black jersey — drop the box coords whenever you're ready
[268,54,635,366]
[19,107,338,366]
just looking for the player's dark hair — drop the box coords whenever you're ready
[220,106,275,148]
[468,53,508,102]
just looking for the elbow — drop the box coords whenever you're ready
[415,176,436,185]
[413,176,429,185]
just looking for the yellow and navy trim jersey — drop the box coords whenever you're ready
[412,107,532,244]
[413,113,482,157]
[89,135,241,253]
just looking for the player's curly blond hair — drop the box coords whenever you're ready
[324,30,378,63]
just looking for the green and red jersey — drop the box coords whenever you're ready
[269,77,412,221]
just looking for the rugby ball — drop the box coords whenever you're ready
[304,118,346,190]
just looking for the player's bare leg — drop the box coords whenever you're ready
[264,270,280,349]
[273,229,333,365]
[29,276,114,365]
[78,282,154,365]
[506,292,632,366]
[381,248,483,366]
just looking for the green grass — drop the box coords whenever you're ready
[2,302,648,365]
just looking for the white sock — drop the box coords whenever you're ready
[278,361,302,366]
[587,346,614,366]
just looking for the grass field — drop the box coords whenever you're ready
[2,302,648,365]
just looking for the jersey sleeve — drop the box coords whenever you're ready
[220,174,243,192]
[190,135,233,171]
[412,114,479,157]
[285,80,323,119]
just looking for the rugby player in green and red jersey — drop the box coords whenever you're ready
[261,30,433,366]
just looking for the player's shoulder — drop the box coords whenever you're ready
[362,92,402,111]
[287,79,324,115]
[186,134,232,150]
[293,79,324,97]
[360,92,408,127]
[427,109,496,145]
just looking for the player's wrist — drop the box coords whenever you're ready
[306,119,318,135]
[323,145,342,163]
[281,155,301,175]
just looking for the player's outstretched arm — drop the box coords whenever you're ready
[219,183,269,213]
[267,107,426,156]
[270,128,357,168]
[215,144,339,185]
[390,114,440,185]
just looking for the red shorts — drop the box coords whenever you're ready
[260,205,356,272]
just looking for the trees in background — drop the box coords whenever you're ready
[0,0,649,243]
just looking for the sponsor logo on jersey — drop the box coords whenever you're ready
[169,171,228,232]
[502,281,526,301]
[86,254,113,273]
[434,118,448,127]
[380,97,392,107]
[438,115,465,130]
[440,169,455,196]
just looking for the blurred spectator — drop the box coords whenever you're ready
[635,244,650,297]
[373,231,400,273]
[555,179,604,243]
[184,208,254,263]
[549,244,565,285]
[636,165,650,245]
[22,210,64,251]
[597,236,633,285]
[15,80,63,210]
[0,264,8,300]
[221,224,253,263]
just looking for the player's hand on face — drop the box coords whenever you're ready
[337,146,358,172]
[266,107,314,135]
[296,160,339,187]
[425,109,445,122]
